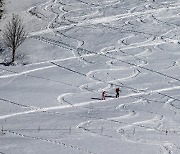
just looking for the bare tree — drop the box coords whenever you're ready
[0,0,3,19]
[2,14,27,63]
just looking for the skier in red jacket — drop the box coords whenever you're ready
[102,91,106,100]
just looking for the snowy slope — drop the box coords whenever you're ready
[0,0,180,154]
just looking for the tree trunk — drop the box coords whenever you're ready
[11,48,15,63]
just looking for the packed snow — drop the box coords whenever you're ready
[0,0,180,153]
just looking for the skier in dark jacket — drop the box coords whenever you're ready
[115,87,120,98]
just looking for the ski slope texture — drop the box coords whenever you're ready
[0,0,180,154]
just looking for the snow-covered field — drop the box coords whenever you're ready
[0,0,180,153]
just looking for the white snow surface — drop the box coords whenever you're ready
[0,0,180,154]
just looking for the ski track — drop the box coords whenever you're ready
[3,130,97,154]
[1,0,180,153]
[1,85,180,120]
[77,112,176,154]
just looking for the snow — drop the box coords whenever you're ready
[0,0,180,154]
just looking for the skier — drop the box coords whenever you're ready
[102,91,106,100]
[115,87,120,98]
